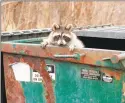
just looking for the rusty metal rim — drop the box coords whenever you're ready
[1,42,125,70]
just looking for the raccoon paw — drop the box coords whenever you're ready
[41,42,48,49]
[69,45,75,51]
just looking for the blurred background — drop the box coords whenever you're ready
[1,1,125,32]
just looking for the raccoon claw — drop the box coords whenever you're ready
[41,42,48,49]
[69,45,75,51]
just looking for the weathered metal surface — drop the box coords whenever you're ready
[1,29,50,42]
[54,53,85,60]
[74,26,125,39]
[4,53,55,103]
[3,54,25,103]
[2,26,125,42]
[1,42,124,70]
[3,53,125,103]
[111,53,125,64]
[54,61,123,103]
[2,37,125,103]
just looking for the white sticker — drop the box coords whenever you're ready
[10,62,55,82]
[11,62,31,82]
[32,71,43,82]
[46,64,55,81]
[49,73,55,81]
[102,75,113,83]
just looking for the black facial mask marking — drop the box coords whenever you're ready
[53,32,71,43]
[63,35,71,42]
[54,35,60,41]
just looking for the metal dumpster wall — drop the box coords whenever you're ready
[2,31,125,103]
[3,53,125,103]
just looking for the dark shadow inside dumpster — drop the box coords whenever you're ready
[78,36,125,51]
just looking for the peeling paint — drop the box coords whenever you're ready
[5,53,55,103]
[95,60,102,66]
[1,42,124,69]
[100,68,122,80]
[2,40,125,103]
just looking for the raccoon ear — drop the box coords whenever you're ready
[52,23,60,31]
[65,24,73,31]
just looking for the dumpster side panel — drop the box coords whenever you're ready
[3,52,125,103]
[3,54,26,103]
[54,61,123,103]
[3,53,56,103]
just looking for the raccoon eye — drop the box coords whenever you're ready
[63,36,71,42]
[54,35,60,41]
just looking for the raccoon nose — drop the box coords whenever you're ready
[59,44,64,46]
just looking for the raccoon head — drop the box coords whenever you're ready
[51,23,73,46]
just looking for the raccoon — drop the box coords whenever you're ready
[41,23,85,51]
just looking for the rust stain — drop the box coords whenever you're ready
[5,53,55,103]
[1,43,123,68]
[40,61,55,103]
[2,44,11,53]
[3,54,26,103]
[101,68,122,80]
[20,58,25,62]
[24,58,55,103]
[8,56,15,64]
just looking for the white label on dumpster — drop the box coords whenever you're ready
[81,69,101,80]
[32,64,55,82]
[81,69,114,83]
[11,62,31,82]
[102,73,113,83]
[32,71,43,82]
[10,62,55,82]
[46,64,55,81]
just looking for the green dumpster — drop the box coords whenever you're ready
[1,37,125,103]
[1,26,125,103]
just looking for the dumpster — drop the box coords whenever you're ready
[1,26,125,103]
[1,28,51,42]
